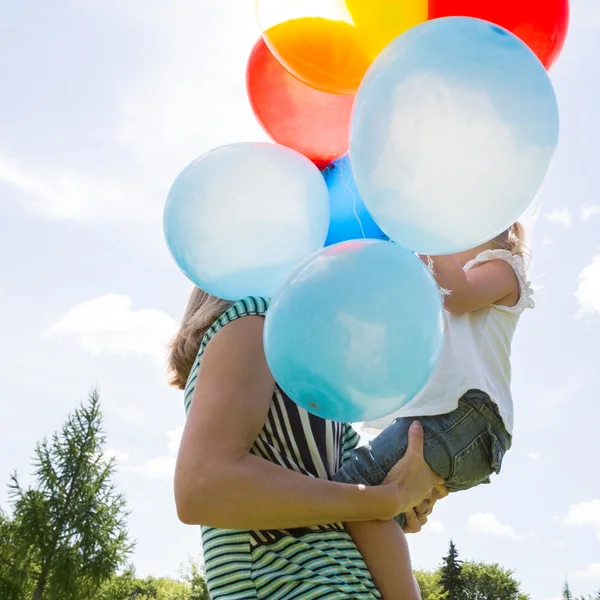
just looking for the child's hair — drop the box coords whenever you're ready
[167,289,232,390]
[493,221,528,261]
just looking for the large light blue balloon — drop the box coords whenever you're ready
[264,240,445,422]
[324,155,388,246]
[164,142,330,300]
[351,17,559,255]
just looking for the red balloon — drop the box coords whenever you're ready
[429,0,569,70]
[246,37,354,169]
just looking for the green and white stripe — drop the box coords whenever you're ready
[184,297,378,599]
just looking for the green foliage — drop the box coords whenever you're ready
[564,582,575,600]
[419,541,528,600]
[0,390,133,600]
[97,562,210,600]
[414,569,448,600]
[182,560,210,600]
[460,561,529,600]
[0,507,36,600]
[440,540,464,600]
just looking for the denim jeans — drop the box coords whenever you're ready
[333,390,512,527]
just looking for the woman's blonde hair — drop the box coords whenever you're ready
[493,221,528,262]
[167,289,232,390]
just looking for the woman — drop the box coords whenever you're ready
[170,292,445,599]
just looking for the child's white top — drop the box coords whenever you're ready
[363,249,534,436]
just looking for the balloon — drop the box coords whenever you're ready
[323,155,388,246]
[164,142,330,300]
[255,0,428,95]
[351,17,559,255]
[429,0,569,70]
[246,37,354,169]
[264,240,445,422]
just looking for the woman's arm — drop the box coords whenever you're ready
[174,316,442,530]
[426,255,518,314]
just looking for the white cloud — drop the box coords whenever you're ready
[5,0,266,224]
[0,148,140,222]
[582,204,600,222]
[50,294,177,367]
[575,255,600,317]
[95,448,131,466]
[468,512,523,541]
[563,499,600,539]
[427,519,447,534]
[104,449,131,463]
[131,428,183,480]
[167,427,184,456]
[137,456,177,480]
[104,449,130,462]
[528,452,540,460]
[107,0,267,200]
[571,563,600,580]
[546,208,571,226]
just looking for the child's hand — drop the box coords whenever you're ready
[379,421,445,519]
[403,485,448,534]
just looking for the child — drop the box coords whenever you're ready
[333,222,534,599]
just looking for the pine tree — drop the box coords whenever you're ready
[563,582,574,599]
[2,390,133,600]
[440,540,464,600]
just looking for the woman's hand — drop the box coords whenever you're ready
[176,317,440,530]
[377,421,446,521]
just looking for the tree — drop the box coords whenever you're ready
[440,540,464,600]
[564,582,574,600]
[181,560,210,600]
[460,562,529,600]
[2,390,132,600]
[0,507,35,600]
[575,590,600,600]
[99,568,199,600]
[414,570,448,600]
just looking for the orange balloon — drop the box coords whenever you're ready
[264,18,371,95]
[257,1,428,95]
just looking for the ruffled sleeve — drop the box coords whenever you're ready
[463,249,534,314]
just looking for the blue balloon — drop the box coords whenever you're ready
[264,240,445,422]
[351,17,559,255]
[164,142,330,300]
[323,155,388,246]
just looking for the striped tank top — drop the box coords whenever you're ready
[184,297,380,599]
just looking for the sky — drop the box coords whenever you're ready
[1,1,599,598]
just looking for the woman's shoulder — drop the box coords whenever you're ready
[183,297,270,408]
[218,296,270,324]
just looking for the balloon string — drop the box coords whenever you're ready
[339,162,366,239]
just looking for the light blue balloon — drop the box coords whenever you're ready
[264,240,445,422]
[164,142,330,300]
[324,155,388,246]
[351,17,559,255]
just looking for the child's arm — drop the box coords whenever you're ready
[426,255,519,314]
[346,519,422,600]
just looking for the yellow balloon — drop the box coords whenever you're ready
[256,0,428,95]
